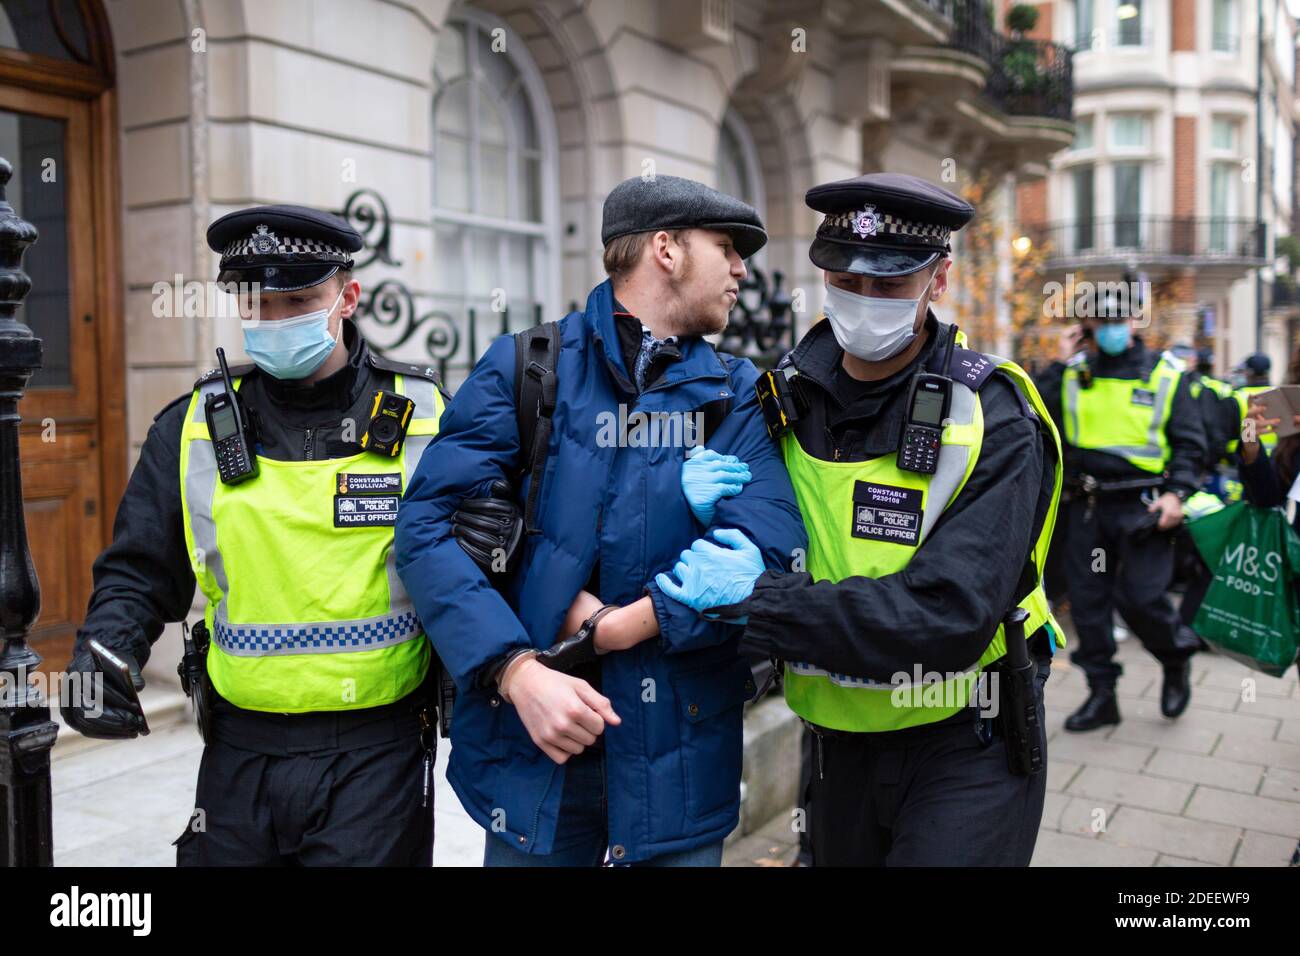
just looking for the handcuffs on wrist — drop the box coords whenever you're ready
[536,604,619,673]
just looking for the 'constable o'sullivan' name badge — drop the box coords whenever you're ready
[334,471,402,527]
[851,480,922,546]
[337,472,402,494]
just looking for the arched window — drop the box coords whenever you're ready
[716,109,765,237]
[716,108,767,282]
[432,11,558,346]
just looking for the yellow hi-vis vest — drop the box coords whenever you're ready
[1062,355,1181,473]
[780,354,1066,733]
[1232,385,1278,453]
[178,372,443,713]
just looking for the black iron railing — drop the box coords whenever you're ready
[988,36,1074,122]
[0,155,57,867]
[946,0,998,64]
[1271,280,1300,308]
[1027,217,1267,261]
[917,0,956,19]
[935,1,1073,122]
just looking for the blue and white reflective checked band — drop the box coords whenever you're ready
[213,609,421,656]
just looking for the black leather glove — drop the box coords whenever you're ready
[452,479,524,576]
[60,642,147,740]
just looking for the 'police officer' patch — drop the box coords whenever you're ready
[1130,389,1156,407]
[335,494,400,527]
[851,481,922,546]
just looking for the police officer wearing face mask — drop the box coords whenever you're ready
[1035,313,1206,732]
[60,205,448,865]
[653,173,1065,865]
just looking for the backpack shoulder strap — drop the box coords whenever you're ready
[512,322,561,532]
[697,348,749,446]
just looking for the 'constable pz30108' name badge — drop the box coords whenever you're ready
[1130,388,1156,407]
[851,480,922,546]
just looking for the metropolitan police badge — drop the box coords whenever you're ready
[251,223,279,255]
[851,205,879,238]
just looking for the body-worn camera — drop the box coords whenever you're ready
[756,366,803,439]
[360,389,415,457]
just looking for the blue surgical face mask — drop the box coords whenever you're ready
[822,269,936,362]
[1095,322,1131,356]
[241,289,344,380]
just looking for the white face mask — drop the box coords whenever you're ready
[822,271,936,362]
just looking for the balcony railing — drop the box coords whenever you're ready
[1028,217,1267,261]
[945,0,998,64]
[917,0,957,18]
[987,37,1074,122]
[1271,280,1300,309]
[935,0,1074,122]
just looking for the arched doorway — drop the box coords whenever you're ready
[1,0,122,671]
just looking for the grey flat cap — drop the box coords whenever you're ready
[601,174,767,259]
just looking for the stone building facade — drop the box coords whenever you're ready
[4,0,1071,688]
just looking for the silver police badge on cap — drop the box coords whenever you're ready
[851,205,879,238]
[250,223,279,255]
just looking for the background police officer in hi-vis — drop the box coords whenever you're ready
[1036,311,1206,732]
[655,173,1065,866]
[60,205,447,866]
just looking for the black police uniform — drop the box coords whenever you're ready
[737,174,1057,866]
[1036,340,1205,729]
[63,206,449,866]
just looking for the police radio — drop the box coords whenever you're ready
[360,389,415,457]
[204,347,259,484]
[898,375,950,474]
[898,325,957,475]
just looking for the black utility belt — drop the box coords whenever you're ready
[1068,474,1164,496]
[801,709,971,747]
[210,688,432,756]
[799,629,1052,747]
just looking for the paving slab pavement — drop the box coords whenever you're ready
[48,631,1300,867]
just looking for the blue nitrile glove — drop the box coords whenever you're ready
[681,446,751,526]
[654,527,764,622]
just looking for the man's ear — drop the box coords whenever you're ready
[339,278,361,319]
[650,229,691,276]
[928,258,950,302]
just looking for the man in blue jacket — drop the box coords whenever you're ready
[396,174,805,866]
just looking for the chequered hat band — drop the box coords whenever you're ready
[819,209,950,248]
[221,227,350,262]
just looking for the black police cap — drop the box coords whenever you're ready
[601,174,767,259]
[207,204,364,292]
[806,173,974,277]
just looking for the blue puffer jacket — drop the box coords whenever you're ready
[395,279,805,862]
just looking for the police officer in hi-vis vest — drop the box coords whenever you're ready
[60,205,447,865]
[1036,312,1205,733]
[654,174,1064,866]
